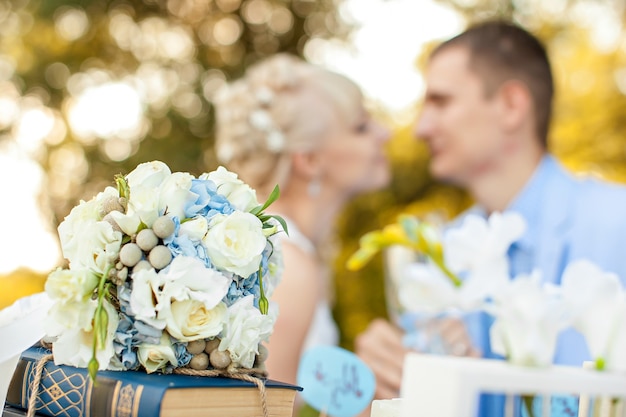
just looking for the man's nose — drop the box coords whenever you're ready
[413,110,432,141]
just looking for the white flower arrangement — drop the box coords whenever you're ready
[44,161,286,381]
[348,213,626,371]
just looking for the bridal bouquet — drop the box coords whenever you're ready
[349,213,626,371]
[44,161,286,381]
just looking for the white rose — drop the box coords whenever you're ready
[63,220,122,273]
[127,185,162,227]
[52,299,119,370]
[219,295,277,368]
[137,333,178,373]
[44,298,97,337]
[161,300,227,342]
[155,256,231,312]
[179,216,208,242]
[202,166,259,212]
[126,161,172,227]
[158,172,196,221]
[45,268,98,304]
[130,268,166,330]
[204,212,267,277]
[126,161,172,189]
[58,187,120,268]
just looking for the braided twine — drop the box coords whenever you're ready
[26,354,270,417]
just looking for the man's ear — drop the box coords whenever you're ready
[497,80,532,133]
[291,151,322,181]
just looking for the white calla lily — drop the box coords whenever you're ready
[444,212,526,274]
[488,272,567,367]
[399,262,458,315]
[561,260,626,370]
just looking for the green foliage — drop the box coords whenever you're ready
[0,0,349,223]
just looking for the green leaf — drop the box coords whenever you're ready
[271,215,289,236]
[257,185,281,214]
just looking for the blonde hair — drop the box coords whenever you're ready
[213,54,362,196]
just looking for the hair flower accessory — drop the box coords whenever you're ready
[44,161,288,382]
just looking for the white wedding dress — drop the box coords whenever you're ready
[278,217,339,354]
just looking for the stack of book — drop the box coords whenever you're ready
[5,347,300,417]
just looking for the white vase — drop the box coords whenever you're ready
[0,292,52,410]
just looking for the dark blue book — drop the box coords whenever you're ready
[7,346,301,417]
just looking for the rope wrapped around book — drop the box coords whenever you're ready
[25,352,272,417]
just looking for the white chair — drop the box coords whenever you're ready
[399,353,626,417]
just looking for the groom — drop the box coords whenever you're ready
[357,20,626,416]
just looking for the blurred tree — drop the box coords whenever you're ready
[0,269,47,309]
[0,0,351,225]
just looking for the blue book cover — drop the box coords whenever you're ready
[7,346,301,417]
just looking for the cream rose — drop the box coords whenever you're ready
[161,300,227,342]
[204,212,266,277]
[45,268,98,304]
[201,166,259,212]
[137,333,178,373]
[219,296,277,368]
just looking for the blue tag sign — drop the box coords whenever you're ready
[297,346,376,417]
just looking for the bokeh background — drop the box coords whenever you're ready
[2,0,626,355]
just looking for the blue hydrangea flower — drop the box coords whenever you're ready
[164,216,211,267]
[113,283,163,370]
[185,179,235,219]
[224,272,261,307]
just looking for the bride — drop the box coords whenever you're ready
[213,53,390,408]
